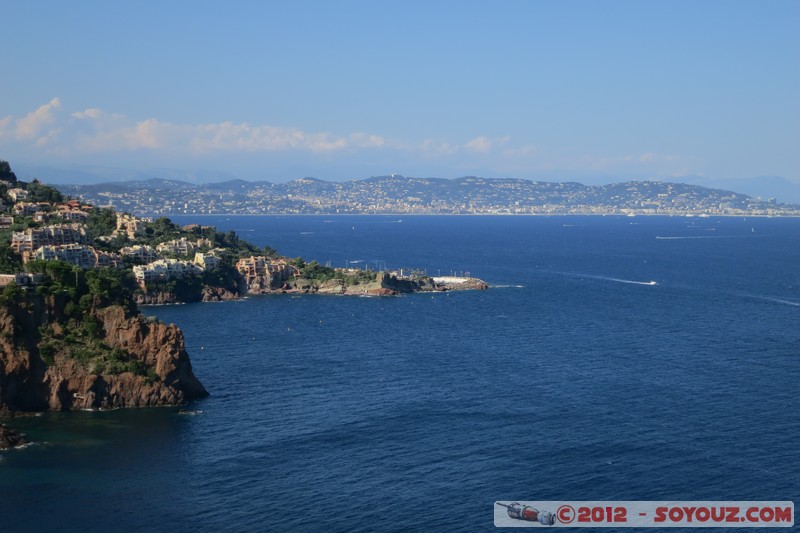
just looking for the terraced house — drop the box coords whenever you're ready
[10,223,90,254]
[30,244,123,269]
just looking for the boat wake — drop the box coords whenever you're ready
[741,294,800,307]
[656,234,769,240]
[582,275,658,286]
[551,271,658,286]
[657,235,729,240]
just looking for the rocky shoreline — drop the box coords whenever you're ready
[272,272,488,296]
[134,286,240,305]
[137,272,489,303]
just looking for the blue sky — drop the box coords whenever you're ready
[1,0,798,188]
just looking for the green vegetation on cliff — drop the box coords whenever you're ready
[290,258,380,286]
[1,261,141,376]
[0,239,22,273]
[20,260,137,311]
[25,179,65,203]
[1,284,207,414]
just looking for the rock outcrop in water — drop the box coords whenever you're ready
[200,285,240,302]
[275,272,488,296]
[0,423,26,449]
[0,295,207,415]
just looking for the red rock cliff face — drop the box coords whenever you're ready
[0,302,207,413]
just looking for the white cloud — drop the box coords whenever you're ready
[35,128,61,147]
[0,99,699,180]
[188,122,348,153]
[72,116,171,152]
[60,105,356,154]
[14,97,61,143]
[464,136,493,153]
[4,100,523,164]
[71,108,103,120]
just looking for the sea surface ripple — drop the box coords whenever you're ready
[2,216,798,531]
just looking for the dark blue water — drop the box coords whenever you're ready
[2,216,799,531]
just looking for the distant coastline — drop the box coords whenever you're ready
[142,212,800,218]
[57,177,800,218]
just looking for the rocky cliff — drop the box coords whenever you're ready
[0,296,207,414]
[133,286,240,305]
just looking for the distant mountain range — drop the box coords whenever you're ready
[54,175,800,216]
[15,163,800,204]
[14,163,240,187]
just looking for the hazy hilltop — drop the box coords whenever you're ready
[12,164,240,187]
[673,175,800,204]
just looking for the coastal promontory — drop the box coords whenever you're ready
[0,160,487,448]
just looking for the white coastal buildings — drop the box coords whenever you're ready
[133,259,203,284]
[11,223,90,254]
[194,251,222,271]
[31,244,122,269]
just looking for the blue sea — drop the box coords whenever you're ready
[2,215,798,531]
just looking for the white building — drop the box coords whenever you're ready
[11,223,90,253]
[156,238,196,257]
[32,244,98,269]
[133,258,203,284]
[194,251,222,271]
[120,245,159,263]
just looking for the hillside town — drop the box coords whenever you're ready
[1,161,485,300]
[0,161,299,296]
